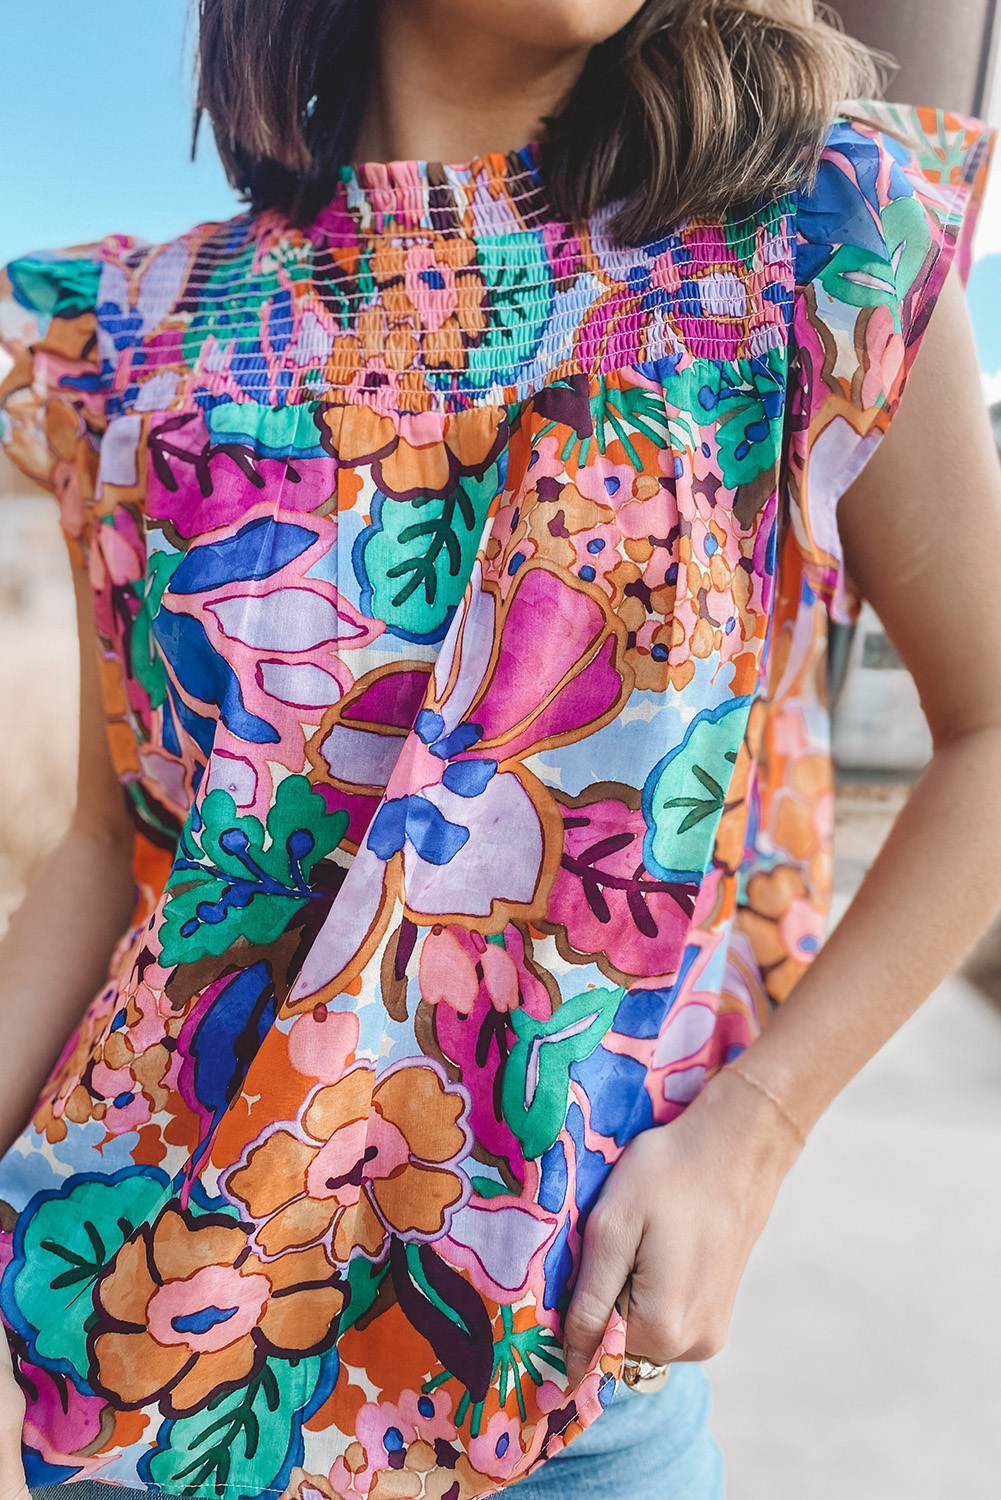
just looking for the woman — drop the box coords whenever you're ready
[1,1,999,1496]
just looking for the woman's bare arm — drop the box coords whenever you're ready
[1,548,138,1497]
[0,548,138,1499]
[726,266,1001,1132]
[565,265,1001,1381]
[0,554,136,1157]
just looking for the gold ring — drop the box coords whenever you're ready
[622,1355,671,1393]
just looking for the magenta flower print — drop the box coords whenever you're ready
[363,561,631,927]
[288,563,630,1006]
[19,1357,115,1480]
[417,924,552,1178]
[546,791,697,984]
[307,664,435,849]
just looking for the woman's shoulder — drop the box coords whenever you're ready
[2,212,266,326]
[1,243,108,328]
[0,215,262,360]
[825,99,994,180]
[795,100,995,290]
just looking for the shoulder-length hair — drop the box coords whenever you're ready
[195,0,883,241]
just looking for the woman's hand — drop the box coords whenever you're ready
[563,1066,804,1385]
[0,1330,29,1500]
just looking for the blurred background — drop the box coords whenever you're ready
[1,3,1000,1496]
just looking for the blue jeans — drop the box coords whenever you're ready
[31,1363,725,1500]
[508,1361,725,1499]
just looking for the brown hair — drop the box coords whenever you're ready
[196,0,884,241]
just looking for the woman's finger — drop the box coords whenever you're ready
[563,1201,639,1387]
[0,1330,29,1500]
[626,1224,734,1367]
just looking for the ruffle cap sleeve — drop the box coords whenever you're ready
[788,102,997,623]
[0,246,106,550]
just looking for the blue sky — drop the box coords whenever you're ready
[2,2,999,384]
[0,2,240,263]
[969,257,1001,380]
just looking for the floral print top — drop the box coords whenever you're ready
[0,100,993,1500]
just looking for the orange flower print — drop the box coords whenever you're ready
[367,234,488,375]
[226,1061,471,1262]
[737,865,827,1003]
[90,1205,344,1416]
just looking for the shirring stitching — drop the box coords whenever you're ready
[93,202,796,417]
[104,232,795,416]
[107,332,793,419]
[112,197,795,272]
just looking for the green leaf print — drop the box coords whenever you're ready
[502,985,624,1159]
[145,1355,323,1498]
[130,546,183,712]
[182,240,285,369]
[713,360,785,491]
[590,380,674,470]
[160,775,348,965]
[358,460,503,641]
[875,103,979,187]
[339,1255,391,1337]
[643,698,751,882]
[206,400,327,459]
[466,230,552,385]
[723,196,792,259]
[672,354,785,492]
[13,1169,168,1381]
[539,378,674,471]
[817,194,932,325]
[423,1304,566,1436]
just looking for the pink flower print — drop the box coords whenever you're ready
[779,897,827,966]
[418,927,481,1012]
[570,454,638,516]
[92,511,144,589]
[89,1058,153,1136]
[307,664,434,849]
[418,926,534,1015]
[406,244,458,333]
[418,925,551,1180]
[146,1263,271,1355]
[860,301,906,411]
[469,1409,524,1480]
[330,1387,459,1499]
[288,1007,360,1082]
[356,1388,457,1470]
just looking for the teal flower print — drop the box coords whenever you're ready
[356,457,505,643]
[8,1167,169,1382]
[643,698,752,883]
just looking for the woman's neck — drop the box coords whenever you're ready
[354,3,589,165]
